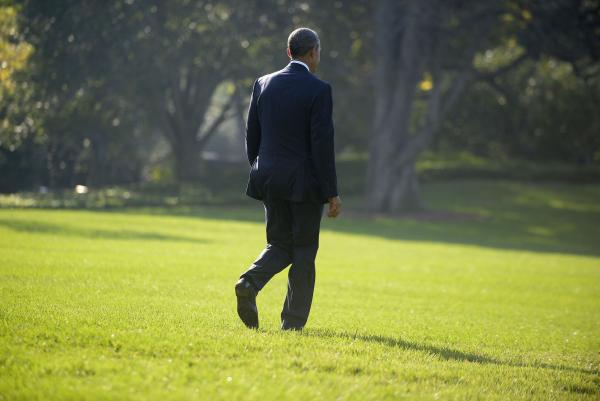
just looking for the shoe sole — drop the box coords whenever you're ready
[235,285,259,329]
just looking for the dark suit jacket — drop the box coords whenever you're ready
[244,62,338,204]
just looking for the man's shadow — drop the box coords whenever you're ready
[298,328,599,379]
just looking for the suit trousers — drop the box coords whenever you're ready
[239,198,325,327]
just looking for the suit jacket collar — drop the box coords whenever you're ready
[284,61,311,74]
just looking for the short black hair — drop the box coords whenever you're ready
[287,27,320,58]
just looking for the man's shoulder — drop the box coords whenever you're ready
[256,70,330,91]
[256,71,276,84]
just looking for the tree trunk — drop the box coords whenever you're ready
[388,162,423,212]
[87,130,107,187]
[365,0,492,214]
[366,0,425,213]
[173,139,203,182]
[156,80,236,182]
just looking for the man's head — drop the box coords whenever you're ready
[287,27,320,73]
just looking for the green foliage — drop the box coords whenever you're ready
[0,5,32,97]
[0,180,599,400]
[442,55,600,163]
[0,182,216,209]
[1,0,599,196]
[5,0,376,185]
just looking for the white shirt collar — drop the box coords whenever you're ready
[289,59,310,71]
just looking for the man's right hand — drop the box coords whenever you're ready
[327,196,342,218]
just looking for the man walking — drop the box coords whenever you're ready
[235,27,341,331]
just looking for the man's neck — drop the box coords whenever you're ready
[290,59,310,71]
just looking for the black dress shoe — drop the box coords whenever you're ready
[235,278,258,329]
[281,320,303,331]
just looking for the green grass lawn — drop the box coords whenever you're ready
[1,179,599,400]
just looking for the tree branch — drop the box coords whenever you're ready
[197,85,237,148]
[393,65,442,169]
[475,52,529,81]
[392,13,495,171]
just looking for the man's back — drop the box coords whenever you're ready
[236,27,340,332]
[245,61,338,204]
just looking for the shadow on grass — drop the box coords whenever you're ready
[303,328,600,377]
[0,218,208,244]
[110,200,600,257]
